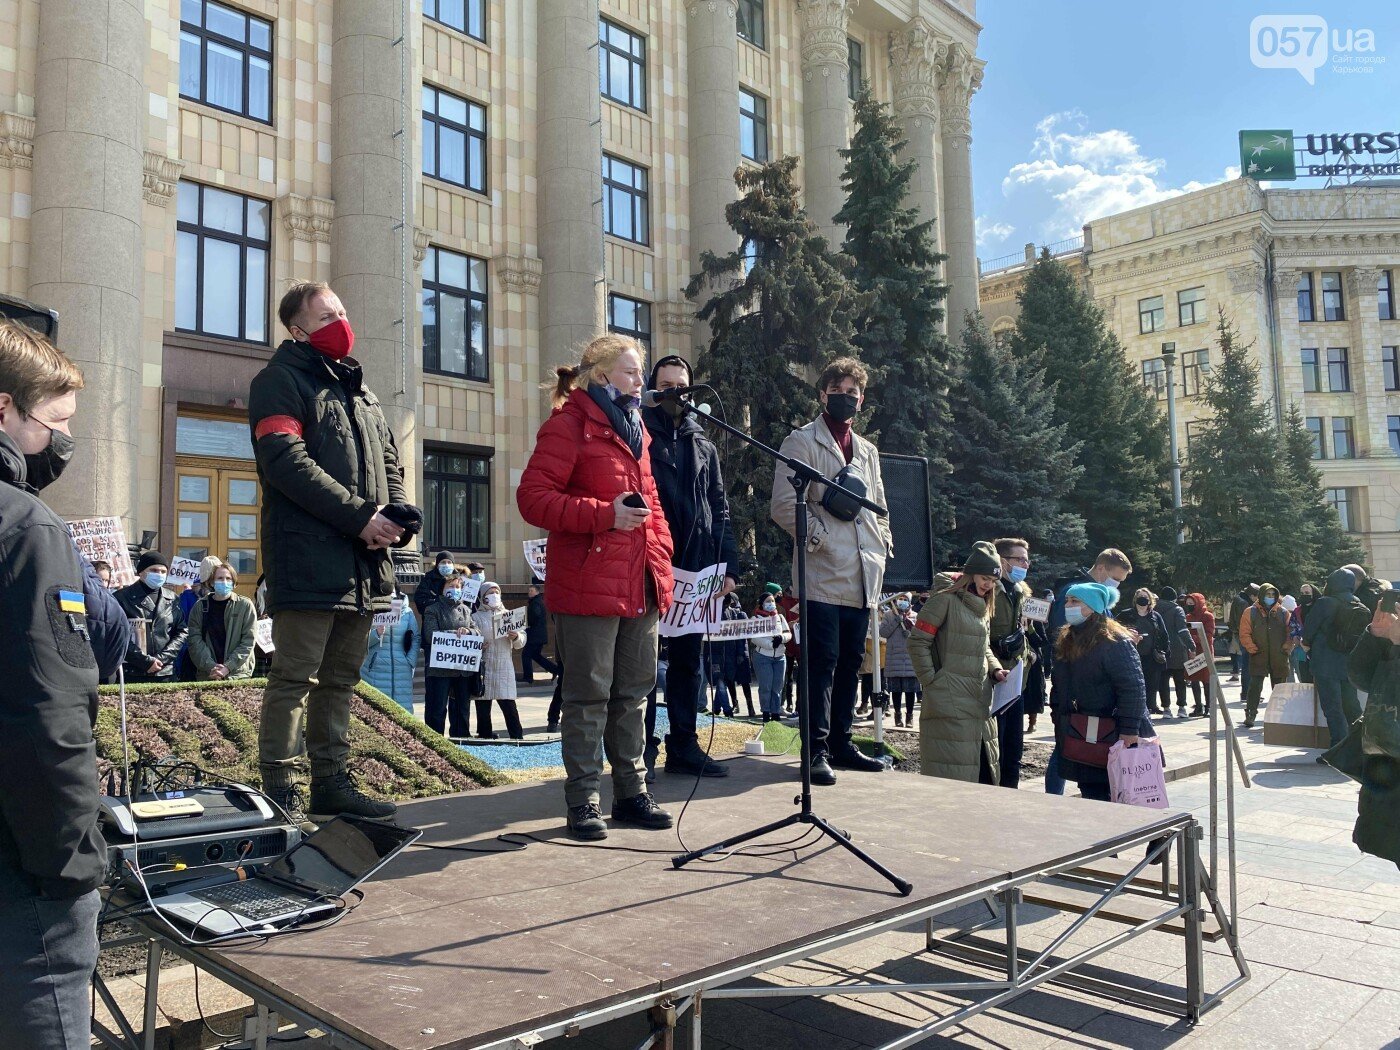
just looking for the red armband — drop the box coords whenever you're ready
[915,621,939,637]
[254,415,304,440]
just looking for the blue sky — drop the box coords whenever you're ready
[969,1,1400,266]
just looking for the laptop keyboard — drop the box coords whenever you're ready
[194,880,309,921]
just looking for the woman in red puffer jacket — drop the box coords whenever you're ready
[1183,591,1216,717]
[517,333,675,841]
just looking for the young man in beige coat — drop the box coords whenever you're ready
[770,358,892,785]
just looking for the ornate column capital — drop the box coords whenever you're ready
[660,300,695,335]
[141,151,184,206]
[495,253,543,294]
[278,193,334,243]
[937,43,984,137]
[888,18,947,125]
[413,226,434,266]
[1228,262,1265,297]
[797,0,856,78]
[686,0,736,18]
[0,111,35,168]
[1350,266,1383,297]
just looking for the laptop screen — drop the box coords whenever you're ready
[266,816,418,897]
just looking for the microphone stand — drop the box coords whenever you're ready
[669,399,913,896]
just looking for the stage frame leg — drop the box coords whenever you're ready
[1002,888,1020,988]
[1183,824,1205,1024]
[142,939,163,1050]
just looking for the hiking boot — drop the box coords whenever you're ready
[265,784,314,832]
[663,734,729,777]
[643,738,659,784]
[568,802,608,841]
[310,771,397,820]
[811,753,837,786]
[830,745,885,773]
[611,792,674,830]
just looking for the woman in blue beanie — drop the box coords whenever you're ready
[1051,582,1154,800]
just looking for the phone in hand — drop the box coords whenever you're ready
[622,492,647,510]
[1380,589,1400,614]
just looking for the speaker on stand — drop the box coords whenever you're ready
[879,453,934,592]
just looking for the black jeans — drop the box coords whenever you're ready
[802,601,869,757]
[425,675,473,738]
[664,632,705,743]
[520,640,559,680]
[0,857,99,1050]
[996,696,1025,788]
[1143,659,1166,710]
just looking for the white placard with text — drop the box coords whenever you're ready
[429,631,484,671]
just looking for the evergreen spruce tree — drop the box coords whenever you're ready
[1279,402,1367,582]
[948,314,1087,582]
[686,157,866,585]
[1009,252,1172,573]
[1177,311,1314,593]
[835,93,957,561]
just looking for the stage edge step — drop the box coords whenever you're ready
[1021,878,1223,942]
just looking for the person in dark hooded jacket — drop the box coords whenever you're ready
[1156,587,1198,716]
[115,550,188,681]
[642,355,738,777]
[1342,563,1390,614]
[1345,610,1400,870]
[1304,568,1367,744]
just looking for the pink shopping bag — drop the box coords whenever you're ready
[1106,738,1169,809]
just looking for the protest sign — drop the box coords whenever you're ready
[169,557,202,588]
[494,606,527,639]
[523,539,547,581]
[67,516,136,588]
[1184,652,1210,677]
[460,577,483,604]
[1022,597,1051,623]
[706,616,789,643]
[254,618,275,653]
[658,562,727,638]
[429,631,484,671]
[373,597,405,630]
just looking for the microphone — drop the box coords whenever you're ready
[641,385,706,408]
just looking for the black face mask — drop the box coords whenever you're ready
[659,397,686,421]
[24,419,73,491]
[825,392,859,423]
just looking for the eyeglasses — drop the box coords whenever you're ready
[1005,556,1030,566]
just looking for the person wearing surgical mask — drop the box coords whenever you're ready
[414,550,457,617]
[186,565,257,680]
[115,550,188,682]
[421,573,481,739]
[1238,582,1292,727]
[879,592,920,729]
[472,583,526,739]
[990,539,1035,786]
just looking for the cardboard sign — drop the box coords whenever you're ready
[1023,597,1051,623]
[429,631,484,671]
[494,606,527,639]
[459,577,483,605]
[659,563,728,638]
[706,616,789,642]
[1183,652,1210,676]
[373,598,405,630]
[523,539,547,581]
[169,557,202,588]
[67,516,137,588]
[254,618,275,653]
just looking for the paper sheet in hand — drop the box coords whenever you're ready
[168,557,202,588]
[659,563,727,637]
[1183,652,1209,676]
[494,606,527,639]
[373,598,405,629]
[254,618,275,653]
[990,660,1024,716]
[1022,598,1051,623]
[523,539,547,581]
[429,632,483,671]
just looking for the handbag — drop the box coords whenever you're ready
[1062,710,1119,768]
[1107,739,1169,808]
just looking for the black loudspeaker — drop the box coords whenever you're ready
[879,453,933,591]
[0,292,59,341]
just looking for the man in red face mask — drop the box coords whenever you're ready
[248,282,414,823]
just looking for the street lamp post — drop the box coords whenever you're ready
[1162,341,1184,545]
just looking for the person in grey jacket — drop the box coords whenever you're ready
[421,574,480,739]
[1156,587,1197,716]
[881,594,920,727]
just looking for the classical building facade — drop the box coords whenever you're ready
[0,0,983,590]
[979,179,1400,578]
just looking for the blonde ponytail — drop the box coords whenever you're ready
[547,333,646,409]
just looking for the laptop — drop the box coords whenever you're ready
[152,815,421,936]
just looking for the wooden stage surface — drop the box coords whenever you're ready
[200,755,1189,1050]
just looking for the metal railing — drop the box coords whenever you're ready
[979,235,1086,277]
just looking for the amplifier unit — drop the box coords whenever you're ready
[103,823,300,885]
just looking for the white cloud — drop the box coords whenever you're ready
[976,214,1015,250]
[1001,111,1239,240]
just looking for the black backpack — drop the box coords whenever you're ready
[1328,600,1370,655]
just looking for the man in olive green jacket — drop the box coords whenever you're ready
[249,282,410,822]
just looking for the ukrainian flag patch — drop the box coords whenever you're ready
[58,589,86,614]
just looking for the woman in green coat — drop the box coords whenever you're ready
[186,564,257,680]
[908,542,1009,783]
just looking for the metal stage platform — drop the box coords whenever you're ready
[99,756,1247,1050]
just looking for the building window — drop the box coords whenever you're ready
[1176,286,1205,327]
[1385,346,1400,391]
[422,86,487,194]
[599,18,646,112]
[1297,272,1314,322]
[1301,348,1320,393]
[1321,271,1345,321]
[1305,416,1325,460]
[424,0,485,42]
[1185,420,1206,459]
[1138,295,1165,334]
[1326,347,1351,392]
[175,182,269,344]
[1325,488,1355,533]
[737,0,765,49]
[1181,348,1210,396]
[1141,357,1169,400]
[1331,416,1356,460]
[1389,416,1400,457]
[602,154,649,245]
[1381,271,1395,321]
[422,247,488,381]
[739,89,769,163]
[179,1,273,124]
[847,38,864,100]
[607,294,652,353]
[423,449,490,553]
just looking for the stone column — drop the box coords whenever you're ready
[331,0,417,498]
[1350,267,1387,454]
[686,0,741,353]
[797,0,855,245]
[28,0,146,525]
[889,18,944,328]
[537,0,605,378]
[1270,264,1306,422]
[937,43,984,335]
